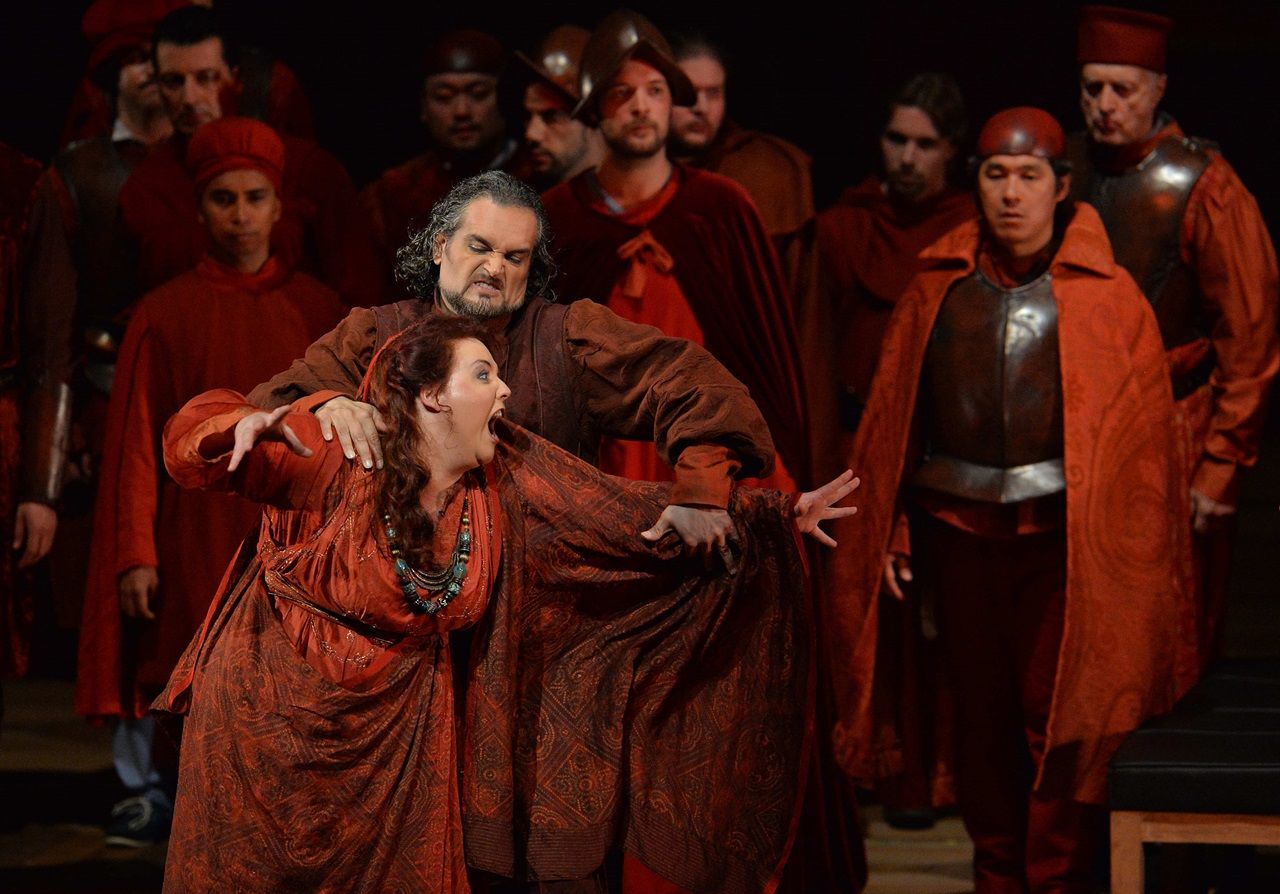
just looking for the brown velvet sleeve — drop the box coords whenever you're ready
[562,300,775,508]
[1181,155,1280,504]
[245,305,379,409]
[18,171,78,504]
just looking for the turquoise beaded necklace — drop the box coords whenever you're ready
[383,495,471,615]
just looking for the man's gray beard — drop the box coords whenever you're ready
[437,284,521,320]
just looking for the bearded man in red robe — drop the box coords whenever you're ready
[824,107,1197,893]
[76,117,347,846]
[363,30,535,269]
[119,4,385,308]
[540,9,807,491]
[1066,5,1279,661]
[811,72,978,832]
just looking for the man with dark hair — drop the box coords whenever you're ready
[16,0,173,626]
[363,30,534,268]
[808,72,978,831]
[1067,5,1279,660]
[541,9,807,492]
[119,4,385,307]
[60,0,314,149]
[825,107,1196,893]
[77,117,348,847]
[668,33,814,293]
[510,25,605,189]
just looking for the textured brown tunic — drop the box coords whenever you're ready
[247,296,775,509]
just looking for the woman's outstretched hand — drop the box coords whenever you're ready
[228,406,313,472]
[794,470,860,548]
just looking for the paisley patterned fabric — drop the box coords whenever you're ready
[156,392,811,892]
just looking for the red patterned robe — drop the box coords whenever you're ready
[157,391,813,893]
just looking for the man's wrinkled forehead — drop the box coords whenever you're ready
[981,154,1054,173]
[451,197,538,253]
[1079,62,1157,88]
[524,82,573,114]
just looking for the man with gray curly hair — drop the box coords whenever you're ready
[248,170,778,553]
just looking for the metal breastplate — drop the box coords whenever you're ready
[1067,131,1212,348]
[914,270,1065,503]
[55,137,146,332]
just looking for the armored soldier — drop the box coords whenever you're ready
[509,25,604,189]
[15,0,172,649]
[823,109,1196,892]
[1067,5,1279,658]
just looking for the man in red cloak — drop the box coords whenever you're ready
[76,117,347,845]
[668,33,814,298]
[16,1,175,659]
[362,30,534,269]
[119,4,386,308]
[61,0,313,150]
[812,72,978,831]
[540,10,807,491]
[824,107,1198,893]
[510,25,605,190]
[0,144,43,687]
[1067,5,1279,661]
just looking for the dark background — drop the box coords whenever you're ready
[2,1,1278,225]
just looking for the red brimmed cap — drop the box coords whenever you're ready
[186,117,285,195]
[976,107,1065,161]
[1077,5,1174,73]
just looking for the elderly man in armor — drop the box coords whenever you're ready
[824,108,1197,893]
[1067,4,1279,661]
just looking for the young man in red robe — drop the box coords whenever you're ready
[1067,5,1280,660]
[540,10,807,490]
[812,72,978,831]
[511,25,605,190]
[119,5,385,308]
[824,108,1198,893]
[668,34,814,298]
[61,0,313,150]
[0,144,43,688]
[76,117,347,846]
[363,30,534,269]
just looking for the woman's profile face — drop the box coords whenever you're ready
[427,338,511,467]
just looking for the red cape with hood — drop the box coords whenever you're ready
[823,203,1199,804]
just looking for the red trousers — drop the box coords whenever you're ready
[925,519,1103,894]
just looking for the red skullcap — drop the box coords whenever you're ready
[186,117,285,196]
[1077,5,1174,73]
[976,107,1065,161]
[82,0,187,79]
